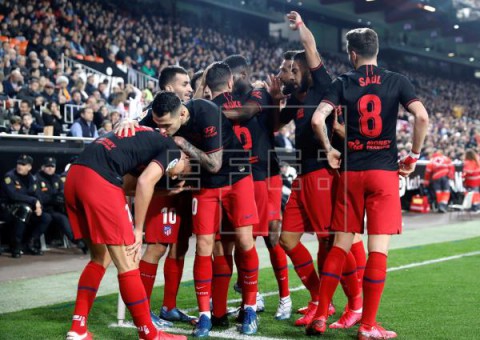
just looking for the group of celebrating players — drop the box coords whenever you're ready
[63,11,429,340]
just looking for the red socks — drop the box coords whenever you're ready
[362,252,387,327]
[237,246,259,306]
[70,261,106,334]
[194,254,213,312]
[212,255,234,317]
[139,260,158,304]
[315,246,347,318]
[351,240,366,285]
[118,269,157,340]
[340,251,362,311]
[285,242,320,301]
[163,257,185,310]
[317,238,330,275]
[268,244,290,298]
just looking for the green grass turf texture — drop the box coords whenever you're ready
[0,237,478,339]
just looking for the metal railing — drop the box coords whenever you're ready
[127,68,158,91]
[0,132,94,142]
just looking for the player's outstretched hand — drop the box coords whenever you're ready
[114,119,139,137]
[127,228,143,262]
[265,74,286,102]
[168,180,191,195]
[327,148,342,169]
[287,11,303,30]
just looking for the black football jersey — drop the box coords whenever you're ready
[280,63,333,175]
[141,99,249,188]
[76,127,181,186]
[212,92,270,181]
[322,65,419,171]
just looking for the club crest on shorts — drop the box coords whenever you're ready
[163,225,172,236]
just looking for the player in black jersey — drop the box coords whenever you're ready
[117,68,197,325]
[138,90,260,337]
[309,28,428,339]
[64,94,188,340]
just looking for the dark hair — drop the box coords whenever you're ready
[151,91,182,118]
[345,28,379,58]
[190,70,204,91]
[283,50,300,60]
[10,115,21,124]
[223,55,248,75]
[20,99,31,107]
[205,62,232,93]
[293,51,308,69]
[158,66,188,90]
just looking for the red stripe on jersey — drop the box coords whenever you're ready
[405,98,420,108]
[151,160,165,174]
[321,99,336,108]
[310,62,324,71]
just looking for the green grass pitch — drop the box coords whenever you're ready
[0,237,478,339]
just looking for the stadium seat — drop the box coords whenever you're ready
[94,56,104,63]
[84,55,96,62]
[75,55,84,60]
[18,41,28,55]
[0,35,9,42]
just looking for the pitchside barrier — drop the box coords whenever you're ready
[0,134,466,209]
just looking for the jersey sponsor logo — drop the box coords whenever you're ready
[163,225,172,236]
[348,139,364,151]
[244,214,254,219]
[296,108,304,119]
[366,139,391,150]
[359,75,382,87]
[96,137,117,150]
[203,126,218,138]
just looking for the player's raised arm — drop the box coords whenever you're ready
[311,101,340,169]
[287,11,322,69]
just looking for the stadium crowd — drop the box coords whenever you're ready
[0,0,479,160]
[0,2,479,340]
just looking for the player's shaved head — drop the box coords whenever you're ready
[191,70,204,91]
[346,28,379,59]
[205,62,232,93]
[151,91,182,118]
[159,66,188,90]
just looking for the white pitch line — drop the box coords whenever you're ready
[110,250,480,339]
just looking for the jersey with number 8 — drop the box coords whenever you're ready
[322,64,419,171]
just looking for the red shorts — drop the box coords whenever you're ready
[253,180,269,237]
[145,193,192,244]
[64,165,134,245]
[193,175,259,235]
[282,168,336,237]
[332,170,402,235]
[266,175,282,222]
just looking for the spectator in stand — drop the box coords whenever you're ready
[463,149,480,212]
[42,82,58,103]
[17,99,44,126]
[69,107,98,138]
[72,78,89,102]
[42,102,64,136]
[56,75,71,102]
[8,116,22,134]
[98,119,113,136]
[2,69,23,98]
[19,112,44,135]
[85,75,97,96]
[17,78,42,103]
[109,110,120,127]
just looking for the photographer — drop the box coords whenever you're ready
[1,155,52,258]
[36,157,87,253]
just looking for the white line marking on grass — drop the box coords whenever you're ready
[110,250,480,339]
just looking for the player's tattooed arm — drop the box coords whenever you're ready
[287,11,322,69]
[312,101,341,169]
[174,136,223,173]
